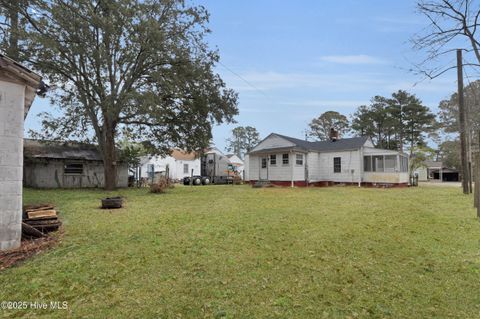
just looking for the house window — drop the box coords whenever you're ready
[270,154,276,165]
[261,158,267,168]
[296,154,303,165]
[183,163,189,174]
[364,156,372,172]
[147,164,155,179]
[384,155,397,172]
[282,153,289,165]
[333,157,341,173]
[64,163,83,175]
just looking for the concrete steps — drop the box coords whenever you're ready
[252,180,273,188]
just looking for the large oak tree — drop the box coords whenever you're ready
[2,0,238,189]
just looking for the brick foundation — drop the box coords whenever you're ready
[249,180,409,188]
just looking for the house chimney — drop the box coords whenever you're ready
[329,128,339,142]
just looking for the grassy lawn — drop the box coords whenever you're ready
[1,185,480,318]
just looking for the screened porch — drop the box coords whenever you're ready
[362,153,409,184]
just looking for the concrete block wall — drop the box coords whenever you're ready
[0,80,25,250]
[24,160,129,188]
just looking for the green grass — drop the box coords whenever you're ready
[1,185,480,318]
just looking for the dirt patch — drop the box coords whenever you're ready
[0,229,63,271]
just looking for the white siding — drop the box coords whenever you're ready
[415,167,428,181]
[139,155,200,180]
[250,134,295,153]
[306,152,321,181]
[174,159,200,179]
[319,151,361,183]
[24,160,129,188]
[364,139,375,148]
[364,172,409,184]
[140,155,175,178]
[293,153,306,181]
[248,152,305,181]
[268,152,303,181]
[247,139,408,185]
[0,80,24,250]
[244,155,250,181]
[248,155,260,180]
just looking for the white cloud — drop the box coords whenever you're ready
[221,70,391,93]
[219,68,455,98]
[318,55,387,65]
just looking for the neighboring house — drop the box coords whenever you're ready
[244,154,250,181]
[416,161,460,182]
[205,146,224,156]
[23,139,128,188]
[139,149,200,181]
[247,133,409,187]
[0,55,42,250]
[416,161,441,181]
[226,154,245,178]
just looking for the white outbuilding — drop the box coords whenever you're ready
[0,54,42,251]
[247,133,409,187]
[139,149,200,181]
[226,154,245,179]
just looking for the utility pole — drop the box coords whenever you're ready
[476,133,480,211]
[457,49,470,194]
[466,102,473,194]
[476,131,480,217]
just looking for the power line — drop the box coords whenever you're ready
[462,58,478,85]
[191,37,273,99]
[216,60,271,98]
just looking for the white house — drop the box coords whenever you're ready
[415,161,459,182]
[139,149,200,181]
[247,133,409,187]
[0,54,42,250]
[226,154,245,179]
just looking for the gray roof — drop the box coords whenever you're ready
[24,139,103,161]
[424,160,443,168]
[272,133,370,152]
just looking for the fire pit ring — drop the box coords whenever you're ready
[101,197,123,209]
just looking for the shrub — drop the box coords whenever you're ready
[149,182,166,193]
[149,177,174,193]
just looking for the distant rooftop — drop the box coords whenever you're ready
[170,149,198,161]
[24,139,102,161]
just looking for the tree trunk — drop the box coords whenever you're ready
[399,127,403,153]
[457,49,470,194]
[475,151,479,209]
[6,3,20,60]
[103,124,117,191]
[475,131,480,215]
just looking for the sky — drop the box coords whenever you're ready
[25,0,465,152]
